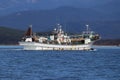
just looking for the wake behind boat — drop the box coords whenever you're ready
[19,24,100,50]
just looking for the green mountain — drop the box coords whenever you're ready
[94,39,120,46]
[0,26,23,44]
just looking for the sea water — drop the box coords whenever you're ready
[0,46,119,80]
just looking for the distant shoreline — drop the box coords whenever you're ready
[0,44,119,47]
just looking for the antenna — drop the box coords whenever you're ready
[29,24,32,28]
[56,17,61,24]
[86,24,89,32]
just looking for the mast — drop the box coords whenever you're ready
[86,24,91,34]
[86,24,89,32]
[25,25,33,37]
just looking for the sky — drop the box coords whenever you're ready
[0,0,113,9]
[0,0,117,16]
[0,0,119,39]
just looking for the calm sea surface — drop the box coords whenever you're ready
[0,46,120,80]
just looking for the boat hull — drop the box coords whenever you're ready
[19,42,93,50]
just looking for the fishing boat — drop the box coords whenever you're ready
[19,24,100,50]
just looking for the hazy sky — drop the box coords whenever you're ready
[0,0,114,9]
[0,0,117,16]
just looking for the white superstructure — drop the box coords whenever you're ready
[19,24,100,50]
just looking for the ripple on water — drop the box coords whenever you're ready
[0,46,120,80]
